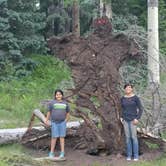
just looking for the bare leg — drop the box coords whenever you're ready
[60,137,65,153]
[50,138,57,152]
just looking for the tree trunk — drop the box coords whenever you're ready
[0,127,44,145]
[105,2,112,20]
[100,0,112,19]
[72,0,80,37]
[100,0,104,17]
[47,3,56,36]
[148,0,160,84]
[147,0,161,136]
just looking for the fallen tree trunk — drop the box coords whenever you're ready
[0,109,83,145]
[137,128,166,152]
[0,122,82,146]
[0,127,44,145]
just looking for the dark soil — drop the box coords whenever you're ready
[30,146,163,166]
[22,129,164,166]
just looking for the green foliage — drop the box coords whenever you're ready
[80,0,98,35]
[116,24,148,92]
[127,0,147,27]
[0,55,71,128]
[159,0,166,54]
[130,154,166,166]
[112,0,147,27]
[112,14,138,32]
[112,0,129,15]
[0,144,45,166]
[120,59,148,92]
[112,0,166,55]
[161,131,166,139]
[40,0,71,37]
[8,0,47,54]
[0,0,47,81]
[145,142,159,149]
[46,12,70,36]
[0,0,22,81]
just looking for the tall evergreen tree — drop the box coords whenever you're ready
[8,0,47,55]
[40,0,71,37]
[0,0,47,80]
[0,0,22,80]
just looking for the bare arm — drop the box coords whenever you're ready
[65,112,70,122]
[45,111,51,125]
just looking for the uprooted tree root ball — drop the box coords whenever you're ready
[22,18,166,155]
[47,19,140,154]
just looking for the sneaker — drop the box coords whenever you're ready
[126,157,131,161]
[48,152,54,158]
[133,158,139,161]
[59,152,65,158]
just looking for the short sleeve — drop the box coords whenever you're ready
[48,102,53,112]
[66,103,70,113]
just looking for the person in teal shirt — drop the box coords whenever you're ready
[45,89,70,159]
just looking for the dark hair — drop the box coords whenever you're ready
[54,89,64,96]
[124,83,133,89]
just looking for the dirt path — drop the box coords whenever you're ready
[31,147,163,166]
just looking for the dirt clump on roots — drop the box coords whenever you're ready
[47,17,140,154]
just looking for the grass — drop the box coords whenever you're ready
[0,54,72,128]
[161,132,166,139]
[0,144,51,166]
[130,153,166,166]
[161,72,166,84]
[145,142,159,149]
[0,144,165,166]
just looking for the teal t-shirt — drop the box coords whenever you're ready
[48,100,70,122]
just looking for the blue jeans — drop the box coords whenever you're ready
[123,120,139,159]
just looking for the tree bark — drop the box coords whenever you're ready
[148,0,160,84]
[0,127,44,145]
[100,0,112,19]
[105,2,112,20]
[100,0,104,17]
[147,0,161,135]
[72,0,80,37]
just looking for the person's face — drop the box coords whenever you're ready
[124,85,133,95]
[55,92,63,101]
